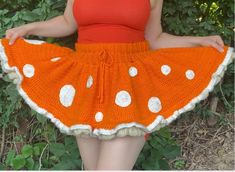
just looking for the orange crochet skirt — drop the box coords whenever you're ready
[0,38,234,140]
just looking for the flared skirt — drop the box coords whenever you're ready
[0,38,234,140]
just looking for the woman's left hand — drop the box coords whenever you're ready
[197,35,225,53]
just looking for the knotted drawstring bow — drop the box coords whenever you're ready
[97,49,114,104]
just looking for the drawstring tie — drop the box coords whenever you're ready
[97,49,113,104]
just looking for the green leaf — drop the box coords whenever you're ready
[5,149,16,166]
[21,144,33,158]
[33,145,41,156]
[21,11,40,21]
[162,145,181,160]
[5,83,19,103]
[33,161,40,170]
[136,153,145,165]
[49,143,66,157]
[64,136,75,147]
[149,139,164,150]
[36,113,48,124]
[153,136,165,146]
[12,155,26,170]
[0,164,6,170]
[142,159,160,170]
[150,149,164,160]
[159,159,170,170]
[34,142,47,152]
[158,127,171,139]
[25,157,35,170]
[51,160,78,170]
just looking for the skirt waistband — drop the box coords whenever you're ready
[75,40,150,53]
[74,40,151,65]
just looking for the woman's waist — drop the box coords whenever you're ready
[77,24,146,43]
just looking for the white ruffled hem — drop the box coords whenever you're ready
[0,39,234,140]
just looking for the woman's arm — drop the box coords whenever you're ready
[145,0,224,52]
[6,0,77,44]
[28,0,77,37]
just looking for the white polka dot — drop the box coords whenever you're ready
[50,57,61,62]
[59,85,76,107]
[95,111,103,122]
[129,66,138,77]
[23,39,45,45]
[115,90,131,107]
[148,97,162,113]
[161,65,171,75]
[185,69,195,80]
[86,75,93,88]
[23,64,35,78]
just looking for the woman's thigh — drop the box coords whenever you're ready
[75,135,101,170]
[96,135,146,170]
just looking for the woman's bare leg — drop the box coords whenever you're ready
[96,135,146,170]
[75,136,101,170]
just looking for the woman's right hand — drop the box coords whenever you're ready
[5,24,33,45]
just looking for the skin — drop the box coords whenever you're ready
[4,0,226,170]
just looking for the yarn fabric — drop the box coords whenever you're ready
[0,38,234,140]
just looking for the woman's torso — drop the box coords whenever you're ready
[73,0,151,43]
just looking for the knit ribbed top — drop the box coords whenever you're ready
[73,0,151,43]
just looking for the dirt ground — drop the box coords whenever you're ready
[169,109,234,170]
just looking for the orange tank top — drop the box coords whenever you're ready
[73,0,151,43]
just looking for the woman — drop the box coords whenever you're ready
[0,0,233,170]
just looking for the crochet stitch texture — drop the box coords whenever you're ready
[0,38,234,140]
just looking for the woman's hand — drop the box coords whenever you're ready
[5,24,34,45]
[147,32,226,52]
[197,35,225,53]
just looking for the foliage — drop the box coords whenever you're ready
[0,0,234,170]
[162,0,234,46]
[1,137,82,170]
[134,127,182,170]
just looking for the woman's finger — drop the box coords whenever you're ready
[6,31,13,39]
[208,39,223,53]
[9,32,19,45]
[6,29,16,38]
[215,36,224,49]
